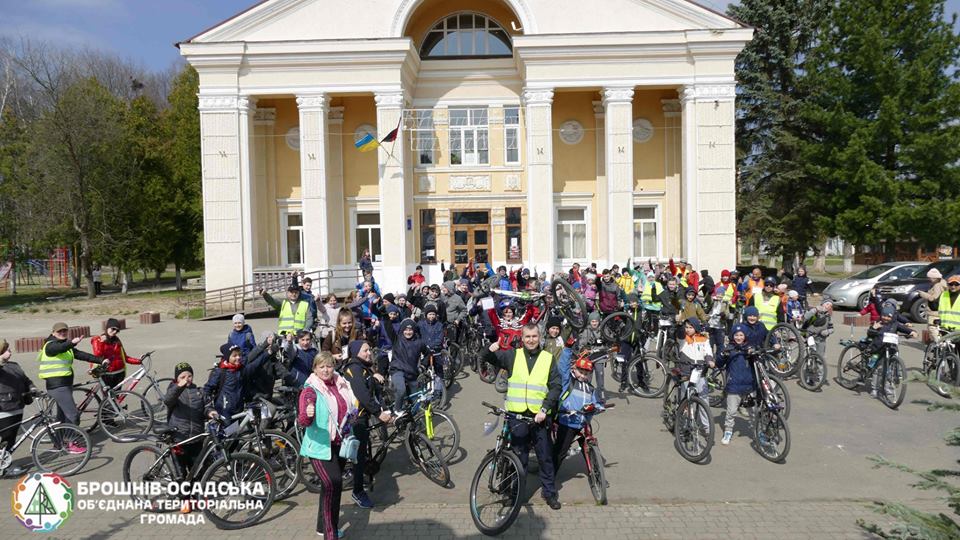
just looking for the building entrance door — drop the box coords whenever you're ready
[451,211,490,264]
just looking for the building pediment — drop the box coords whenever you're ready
[182,0,745,45]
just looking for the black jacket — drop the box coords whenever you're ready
[0,362,36,413]
[164,382,207,438]
[40,335,101,390]
[242,340,283,404]
[383,317,430,380]
[483,346,562,416]
[203,353,271,419]
[341,358,382,417]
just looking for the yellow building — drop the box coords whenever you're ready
[179,0,752,294]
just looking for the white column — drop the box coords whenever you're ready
[238,97,256,286]
[680,84,737,272]
[593,99,607,262]
[197,94,255,291]
[522,88,555,271]
[327,106,346,270]
[253,107,276,267]
[603,87,635,266]
[297,93,330,274]
[375,90,410,294]
[661,98,682,258]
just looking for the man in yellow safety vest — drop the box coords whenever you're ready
[484,323,562,510]
[749,276,781,330]
[38,322,106,436]
[260,285,315,335]
[937,275,960,331]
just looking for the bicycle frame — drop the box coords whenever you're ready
[0,398,63,456]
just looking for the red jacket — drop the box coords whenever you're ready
[407,273,425,287]
[860,303,881,322]
[91,336,141,373]
[487,306,540,350]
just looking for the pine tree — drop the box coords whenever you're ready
[25,483,55,518]
[801,0,960,255]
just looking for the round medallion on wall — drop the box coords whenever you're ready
[558,120,584,145]
[354,124,376,144]
[285,127,300,151]
[632,118,654,143]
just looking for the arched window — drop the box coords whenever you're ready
[420,13,512,58]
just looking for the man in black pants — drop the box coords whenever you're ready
[341,339,393,509]
[483,324,563,510]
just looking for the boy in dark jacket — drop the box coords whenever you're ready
[0,339,37,477]
[281,330,318,387]
[203,344,270,420]
[383,318,429,412]
[166,361,217,513]
[865,306,918,397]
[241,333,282,404]
[717,324,754,445]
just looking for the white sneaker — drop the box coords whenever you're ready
[721,431,732,445]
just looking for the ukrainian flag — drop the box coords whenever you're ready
[354,133,379,152]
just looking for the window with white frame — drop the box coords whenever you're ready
[504,107,520,164]
[556,208,587,260]
[449,108,488,166]
[282,212,304,266]
[356,213,382,263]
[411,110,436,165]
[419,13,513,58]
[633,206,659,258]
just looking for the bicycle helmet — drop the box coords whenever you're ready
[497,299,515,314]
[574,357,594,372]
[764,276,777,287]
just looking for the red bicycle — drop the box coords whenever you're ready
[561,402,613,505]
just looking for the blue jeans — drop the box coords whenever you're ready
[390,372,416,412]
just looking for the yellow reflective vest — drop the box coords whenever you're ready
[37,341,75,379]
[755,293,780,330]
[278,300,309,334]
[939,291,960,331]
[505,349,553,415]
[642,282,662,309]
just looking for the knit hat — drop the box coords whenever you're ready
[684,317,703,333]
[348,339,366,359]
[731,324,747,336]
[424,303,438,314]
[174,362,194,379]
[232,313,245,324]
[546,316,563,330]
[106,318,122,330]
[720,269,731,279]
[625,292,639,303]
[928,268,943,279]
[588,311,601,323]
[399,318,416,332]
[788,290,799,299]
[743,306,760,318]
[386,304,401,316]
[383,293,396,303]
[0,339,8,356]
[881,305,897,318]
[685,287,697,296]
[220,343,240,359]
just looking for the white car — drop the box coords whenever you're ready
[822,262,927,310]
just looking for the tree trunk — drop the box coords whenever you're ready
[843,242,854,273]
[121,271,130,294]
[9,261,16,295]
[750,239,760,265]
[768,255,779,269]
[80,235,95,299]
[813,238,828,273]
[155,269,162,283]
[175,264,182,292]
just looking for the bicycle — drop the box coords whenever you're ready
[836,330,909,409]
[764,323,803,378]
[796,331,828,392]
[122,418,276,530]
[661,361,714,463]
[624,351,668,398]
[921,323,959,398]
[72,364,154,442]
[469,401,536,536]
[0,391,92,477]
[560,402,614,505]
[709,349,791,419]
[653,316,680,364]
[226,398,301,500]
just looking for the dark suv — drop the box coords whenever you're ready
[875,259,960,322]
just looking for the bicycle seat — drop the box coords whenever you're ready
[153,426,179,437]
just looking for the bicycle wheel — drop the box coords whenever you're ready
[754,409,790,463]
[626,353,667,398]
[98,390,155,443]
[550,279,588,330]
[31,424,92,476]
[661,382,679,433]
[930,353,959,399]
[765,324,802,377]
[412,409,460,463]
[122,444,178,511]
[674,396,714,463]
[200,452,275,530]
[141,378,173,422]
[478,360,497,384]
[71,386,101,432]
[767,375,791,420]
[445,344,463,388]
[878,356,908,410]
[600,312,633,343]
[407,432,450,487]
[469,450,525,536]
[705,369,727,408]
[836,344,864,390]
[585,442,607,505]
[797,352,827,392]
[241,430,300,500]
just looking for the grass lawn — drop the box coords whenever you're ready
[0,288,87,310]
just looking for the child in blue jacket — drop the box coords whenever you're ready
[716,324,755,446]
[552,355,603,473]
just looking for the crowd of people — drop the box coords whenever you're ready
[2,254,959,538]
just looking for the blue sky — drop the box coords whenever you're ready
[1,0,959,72]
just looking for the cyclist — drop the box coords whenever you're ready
[679,287,708,327]
[91,318,142,390]
[657,277,683,325]
[597,270,622,315]
[552,356,603,474]
[934,275,960,331]
[418,304,446,387]
[297,275,320,326]
[577,312,607,398]
[39,322,107,446]
[800,301,834,358]
[865,306,918,397]
[203,343,271,420]
[792,266,812,309]
[283,330,319,387]
[784,291,804,325]
[716,324,752,445]
[749,277,781,330]
[618,293,646,393]
[0,339,37,477]
[678,318,715,433]
[242,333,283,404]
[743,267,765,304]
[739,306,770,349]
[382,318,429,413]
[341,340,393,510]
[488,299,537,350]
[226,314,257,357]
[163,361,213,512]
[483,324,563,510]
[260,285,314,336]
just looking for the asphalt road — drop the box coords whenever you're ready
[0,312,955,538]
